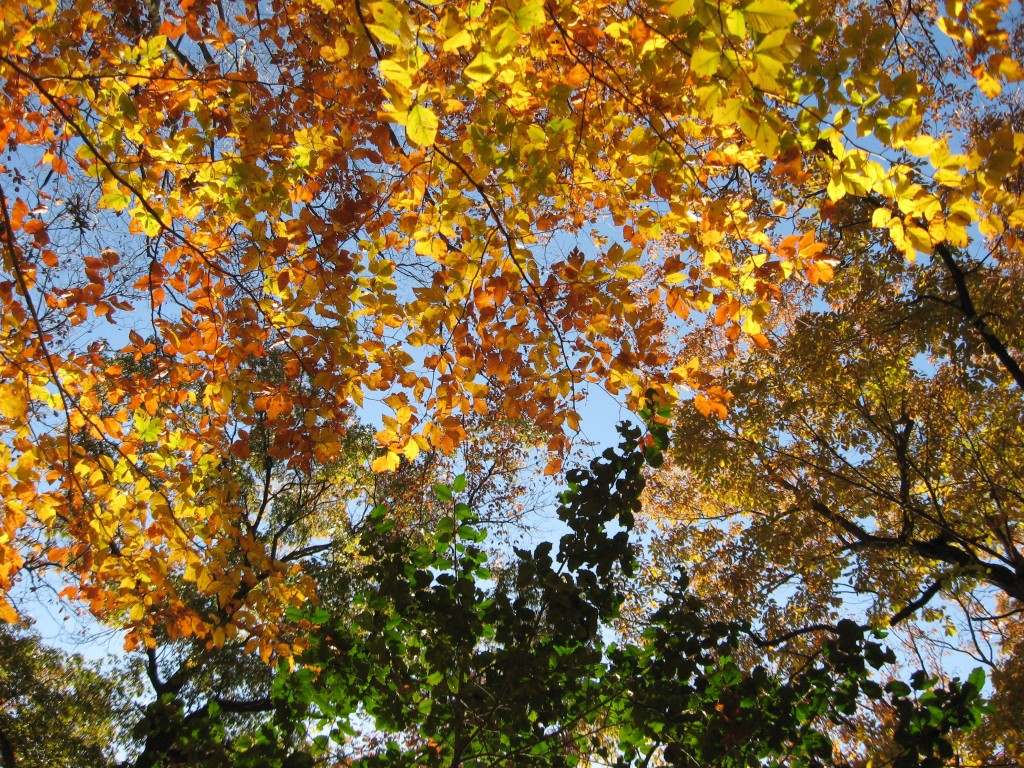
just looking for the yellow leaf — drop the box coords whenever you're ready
[871,207,892,228]
[752,115,780,157]
[378,59,413,90]
[366,24,401,45]
[974,65,1002,98]
[902,134,939,157]
[906,225,932,254]
[826,172,846,201]
[319,38,350,62]
[371,451,401,473]
[615,264,645,280]
[442,28,473,52]
[0,383,28,421]
[512,0,545,32]
[743,0,797,32]
[996,54,1024,81]
[566,409,581,431]
[465,51,500,83]
[660,0,694,16]
[406,105,438,147]
[0,598,18,624]
[402,438,420,461]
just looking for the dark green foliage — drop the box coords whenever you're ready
[0,624,136,768]
[12,421,983,768]
[233,421,986,768]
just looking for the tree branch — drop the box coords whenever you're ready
[933,241,1024,391]
[144,648,167,695]
[889,578,943,626]
[778,478,1024,602]
[210,695,274,714]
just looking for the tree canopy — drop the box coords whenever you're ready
[0,622,137,768]
[1,0,1023,763]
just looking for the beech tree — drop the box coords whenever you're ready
[641,233,1024,758]
[628,0,1024,758]
[1,0,1022,762]
[75,424,989,768]
[0,0,867,638]
[2,0,1022,641]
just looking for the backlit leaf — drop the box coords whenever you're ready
[406,104,439,147]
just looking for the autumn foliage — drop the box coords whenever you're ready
[1,0,1023,762]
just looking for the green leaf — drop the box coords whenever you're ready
[99,187,132,212]
[512,0,545,31]
[133,410,162,442]
[660,0,694,17]
[139,35,166,62]
[690,45,721,77]
[453,474,467,493]
[886,680,912,698]
[967,667,986,692]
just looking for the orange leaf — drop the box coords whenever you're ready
[0,597,18,623]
